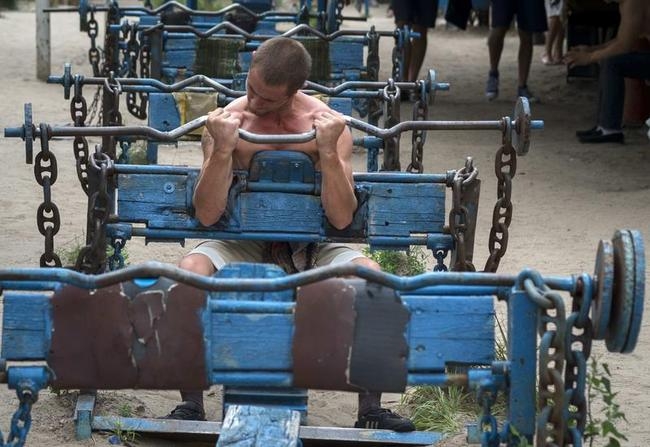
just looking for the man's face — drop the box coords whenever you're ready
[246,68,292,116]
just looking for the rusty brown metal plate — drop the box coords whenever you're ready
[292,278,361,392]
[49,278,209,390]
[293,279,409,393]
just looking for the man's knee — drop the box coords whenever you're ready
[352,256,381,271]
[179,253,216,276]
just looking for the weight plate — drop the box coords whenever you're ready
[512,96,531,156]
[622,230,645,353]
[606,230,636,353]
[427,69,437,106]
[592,239,614,340]
[24,103,34,164]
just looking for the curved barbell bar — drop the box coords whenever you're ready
[135,21,412,42]
[50,64,449,100]
[5,98,543,157]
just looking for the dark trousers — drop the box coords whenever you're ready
[598,52,650,130]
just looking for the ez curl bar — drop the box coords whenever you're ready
[5,97,541,165]
[50,64,449,101]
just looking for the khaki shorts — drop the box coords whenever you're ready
[190,240,366,270]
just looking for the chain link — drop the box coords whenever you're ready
[2,390,36,447]
[108,237,126,271]
[407,81,428,173]
[71,75,90,194]
[34,124,62,268]
[432,249,448,271]
[381,81,401,171]
[478,386,500,446]
[87,8,100,76]
[523,275,567,446]
[125,22,149,120]
[484,119,517,273]
[75,148,113,273]
[563,275,593,445]
[391,28,404,82]
[449,159,478,271]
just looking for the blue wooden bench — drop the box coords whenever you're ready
[5,104,639,446]
[1,228,644,445]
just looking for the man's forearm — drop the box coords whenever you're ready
[193,151,234,226]
[320,155,357,230]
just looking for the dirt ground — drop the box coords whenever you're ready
[0,2,649,446]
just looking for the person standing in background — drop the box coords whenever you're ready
[485,0,547,101]
[391,0,440,84]
[542,0,566,64]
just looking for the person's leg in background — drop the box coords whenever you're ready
[514,0,547,101]
[163,240,265,420]
[314,245,416,432]
[485,0,514,100]
[542,0,564,64]
[578,52,650,143]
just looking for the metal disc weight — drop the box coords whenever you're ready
[592,239,614,340]
[606,229,645,353]
[623,230,645,353]
[512,97,531,156]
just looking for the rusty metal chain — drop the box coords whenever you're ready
[87,8,101,76]
[432,249,448,272]
[87,85,102,126]
[125,23,149,120]
[34,124,62,268]
[105,74,124,127]
[563,274,593,445]
[108,237,126,271]
[75,148,112,273]
[71,75,90,194]
[478,386,500,446]
[102,3,120,76]
[365,27,381,126]
[449,158,478,271]
[484,118,517,273]
[407,81,428,173]
[2,389,36,447]
[523,274,567,446]
[381,81,401,171]
[391,29,404,82]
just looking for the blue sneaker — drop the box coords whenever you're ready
[485,71,499,101]
[517,85,540,103]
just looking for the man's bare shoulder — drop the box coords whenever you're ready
[224,96,247,112]
[298,92,337,114]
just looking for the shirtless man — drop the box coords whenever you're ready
[163,37,415,432]
[565,0,650,144]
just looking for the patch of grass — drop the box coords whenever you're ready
[585,356,629,447]
[401,385,475,433]
[110,421,139,446]
[118,403,134,418]
[362,246,428,276]
[56,233,130,270]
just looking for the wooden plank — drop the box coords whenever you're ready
[329,38,364,72]
[211,313,293,370]
[368,183,445,236]
[2,293,50,360]
[217,405,301,447]
[239,193,323,233]
[404,295,495,370]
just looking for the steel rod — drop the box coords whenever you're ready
[0,261,577,292]
[5,116,543,143]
